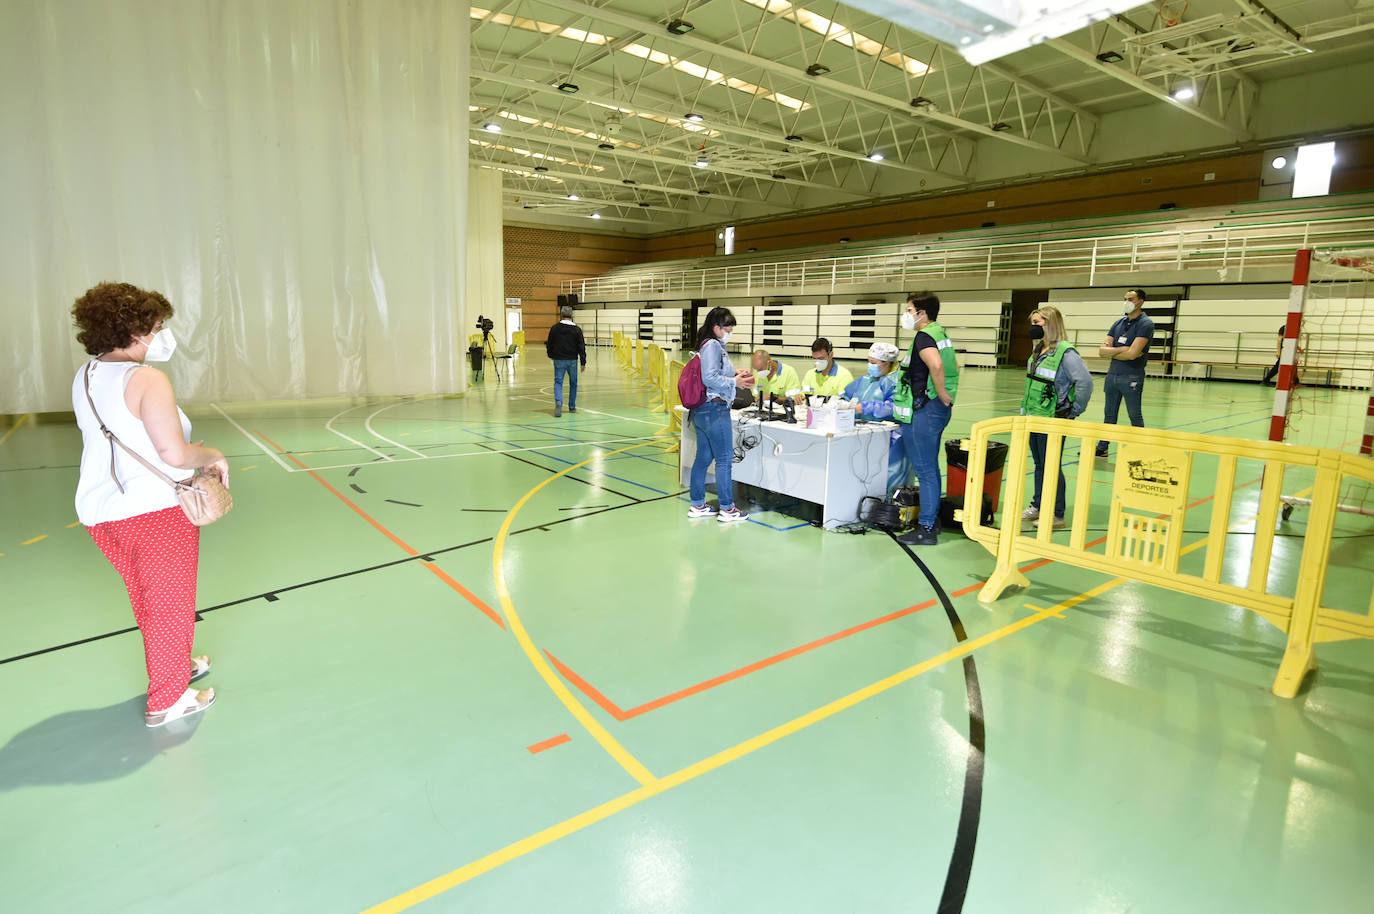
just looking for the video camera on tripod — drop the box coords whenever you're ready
[475,315,495,335]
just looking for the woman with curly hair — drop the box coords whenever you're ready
[70,282,229,726]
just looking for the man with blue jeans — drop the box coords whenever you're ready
[545,305,586,417]
[895,292,958,547]
[1096,288,1154,457]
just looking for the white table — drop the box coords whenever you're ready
[677,407,894,528]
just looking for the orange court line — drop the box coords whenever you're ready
[257,430,505,630]
[526,734,571,754]
[546,478,1255,723]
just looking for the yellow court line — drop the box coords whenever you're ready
[491,442,659,788]
[0,413,32,446]
[66,522,82,529]
[22,535,48,546]
[364,576,1122,914]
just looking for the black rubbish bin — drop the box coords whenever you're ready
[468,345,484,374]
[945,438,1009,511]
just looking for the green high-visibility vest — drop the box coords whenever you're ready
[893,321,960,423]
[1020,340,1077,418]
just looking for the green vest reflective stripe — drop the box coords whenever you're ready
[1020,340,1076,418]
[921,322,960,402]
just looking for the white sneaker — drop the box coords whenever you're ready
[1035,515,1067,529]
[717,507,749,524]
[687,503,717,518]
[1021,506,1040,521]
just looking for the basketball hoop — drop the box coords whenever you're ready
[1158,0,1189,27]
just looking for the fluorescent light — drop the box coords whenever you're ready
[1271,155,1288,170]
[1172,86,1195,101]
[867,151,884,161]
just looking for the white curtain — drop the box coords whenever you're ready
[465,167,506,348]
[0,0,469,414]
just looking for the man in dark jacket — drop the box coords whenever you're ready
[545,305,586,416]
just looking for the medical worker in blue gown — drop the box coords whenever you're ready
[843,341,911,493]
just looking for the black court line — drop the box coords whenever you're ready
[889,532,984,914]
[0,491,687,667]
[472,442,645,503]
[385,499,422,507]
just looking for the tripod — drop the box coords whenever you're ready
[482,329,504,381]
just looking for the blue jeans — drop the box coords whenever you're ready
[900,398,952,528]
[553,359,579,408]
[1029,432,1066,518]
[689,400,735,510]
[1102,373,1144,427]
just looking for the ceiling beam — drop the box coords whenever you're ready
[1048,38,1252,140]
[539,0,1093,163]
[471,68,943,185]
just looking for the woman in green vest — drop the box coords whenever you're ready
[1020,306,1094,529]
[894,292,959,546]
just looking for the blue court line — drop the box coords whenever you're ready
[507,423,679,468]
[463,427,671,496]
[673,494,812,532]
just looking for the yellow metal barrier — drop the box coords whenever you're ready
[512,330,525,355]
[958,415,1374,698]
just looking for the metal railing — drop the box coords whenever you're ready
[565,211,1374,298]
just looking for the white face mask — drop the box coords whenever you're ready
[756,368,770,379]
[1124,301,1136,314]
[901,312,917,331]
[141,328,177,362]
[814,359,828,372]
[720,330,733,344]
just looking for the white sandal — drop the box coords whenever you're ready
[145,686,216,727]
[190,655,212,682]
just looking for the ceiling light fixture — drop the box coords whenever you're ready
[666,18,694,35]
[598,142,615,150]
[685,112,704,122]
[1095,50,1123,63]
[622,178,637,185]
[557,82,579,93]
[638,202,651,207]
[590,213,601,219]
[990,121,1011,132]
[784,133,803,143]
[697,189,711,195]
[910,96,935,109]
[1172,85,1196,101]
[772,173,787,180]
[482,122,501,133]
[695,156,709,168]
[867,151,884,161]
[533,166,549,172]
[567,194,579,200]
[806,63,830,77]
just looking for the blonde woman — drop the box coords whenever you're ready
[1019,307,1093,529]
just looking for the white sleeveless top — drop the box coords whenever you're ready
[72,359,192,525]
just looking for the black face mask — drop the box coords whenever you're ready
[1028,324,1045,340]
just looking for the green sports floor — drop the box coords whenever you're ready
[2,348,1372,913]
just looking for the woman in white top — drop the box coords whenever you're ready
[71,282,229,727]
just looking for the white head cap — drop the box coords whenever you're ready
[868,341,900,362]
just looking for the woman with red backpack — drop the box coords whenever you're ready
[686,307,755,523]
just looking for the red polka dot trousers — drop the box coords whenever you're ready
[88,506,201,713]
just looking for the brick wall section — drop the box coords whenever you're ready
[504,226,646,342]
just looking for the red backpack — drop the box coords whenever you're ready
[677,342,708,409]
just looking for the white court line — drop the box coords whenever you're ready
[210,403,297,473]
[570,406,666,427]
[326,403,396,463]
[298,434,666,471]
[363,399,429,458]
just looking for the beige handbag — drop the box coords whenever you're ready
[83,364,233,526]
